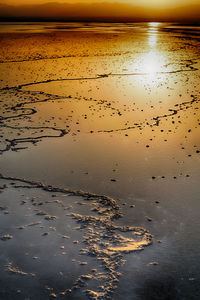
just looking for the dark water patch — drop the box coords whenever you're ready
[0,174,152,299]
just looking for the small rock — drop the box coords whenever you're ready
[1,234,13,241]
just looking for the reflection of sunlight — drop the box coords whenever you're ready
[149,22,160,28]
[125,50,166,79]
[148,22,159,47]
[123,21,168,85]
[142,51,163,74]
[149,34,157,47]
[145,24,162,75]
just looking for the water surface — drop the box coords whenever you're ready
[0,22,200,299]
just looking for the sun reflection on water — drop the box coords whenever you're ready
[148,22,159,47]
[123,22,168,87]
[148,34,157,47]
[141,23,167,78]
[148,22,160,28]
[142,51,162,74]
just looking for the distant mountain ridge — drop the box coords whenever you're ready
[0,2,199,22]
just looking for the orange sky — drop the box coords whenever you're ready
[2,0,200,9]
[0,0,199,21]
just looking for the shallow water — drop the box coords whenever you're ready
[0,22,200,299]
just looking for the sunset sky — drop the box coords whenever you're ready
[0,0,200,21]
[1,0,200,8]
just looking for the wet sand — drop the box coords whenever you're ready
[0,22,200,299]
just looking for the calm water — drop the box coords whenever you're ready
[0,22,200,299]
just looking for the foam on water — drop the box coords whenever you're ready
[0,174,152,299]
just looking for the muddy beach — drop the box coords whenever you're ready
[0,22,200,299]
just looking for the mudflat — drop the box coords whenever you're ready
[0,22,200,299]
